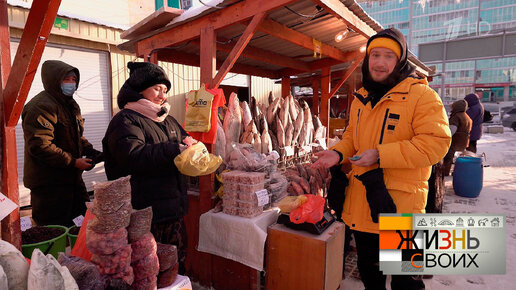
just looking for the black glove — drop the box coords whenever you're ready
[327,165,349,220]
[355,168,397,223]
[85,151,104,171]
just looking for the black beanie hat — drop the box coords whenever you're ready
[126,62,171,93]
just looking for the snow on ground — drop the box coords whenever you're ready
[341,127,516,290]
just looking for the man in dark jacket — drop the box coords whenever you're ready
[465,92,484,153]
[103,61,189,274]
[22,60,103,226]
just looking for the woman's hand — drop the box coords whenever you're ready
[312,150,340,169]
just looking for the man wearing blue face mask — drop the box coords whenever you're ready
[21,60,103,226]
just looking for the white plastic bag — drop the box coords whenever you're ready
[0,239,29,290]
[0,265,8,290]
[28,249,67,290]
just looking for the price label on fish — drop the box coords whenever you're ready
[255,189,269,206]
[284,146,294,157]
[0,192,18,221]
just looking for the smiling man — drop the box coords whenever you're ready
[314,29,451,289]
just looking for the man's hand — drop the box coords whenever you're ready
[75,158,93,170]
[312,150,340,169]
[350,149,379,167]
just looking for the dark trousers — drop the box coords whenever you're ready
[352,230,425,290]
[466,140,477,153]
[151,218,188,275]
[31,183,89,227]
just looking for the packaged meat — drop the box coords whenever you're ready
[238,182,265,194]
[156,243,177,272]
[128,207,153,243]
[223,182,239,192]
[86,226,128,255]
[222,189,237,199]
[91,244,132,275]
[131,275,157,290]
[221,170,244,183]
[237,200,262,210]
[131,232,157,263]
[91,199,132,216]
[238,207,263,218]
[106,278,131,290]
[269,179,288,195]
[110,265,134,286]
[157,263,179,288]
[131,253,159,281]
[93,176,131,205]
[222,206,238,216]
[222,198,237,208]
[58,254,107,290]
[238,172,265,184]
[88,203,131,233]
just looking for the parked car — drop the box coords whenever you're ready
[501,107,516,131]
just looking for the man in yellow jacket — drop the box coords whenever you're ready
[314,28,451,289]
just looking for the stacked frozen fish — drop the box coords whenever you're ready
[222,171,267,218]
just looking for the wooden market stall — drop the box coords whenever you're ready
[118,0,434,289]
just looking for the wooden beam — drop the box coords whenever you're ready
[312,78,320,115]
[3,0,62,127]
[200,26,216,86]
[191,38,310,72]
[1,0,62,250]
[212,12,266,88]
[346,74,355,121]
[136,0,297,57]
[311,0,376,39]
[329,53,364,98]
[157,50,280,79]
[320,67,331,133]
[281,76,291,98]
[281,50,363,76]
[258,18,352,63]
[0,0,10,90]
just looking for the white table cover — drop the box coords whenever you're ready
[197,208,280,271]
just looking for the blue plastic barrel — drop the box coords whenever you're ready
[453,156,483,198]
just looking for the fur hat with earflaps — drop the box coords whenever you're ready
[117,62,171,109]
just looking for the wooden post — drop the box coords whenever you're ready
[320,67,331,138]
[281,76,290,98]
[312,78,320,115]
[1,0,62,249]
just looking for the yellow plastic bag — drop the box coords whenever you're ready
[174,142,222,176]
[184,84,215,132]
[278,195,308,213]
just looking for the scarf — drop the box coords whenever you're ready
[124,98,171,122]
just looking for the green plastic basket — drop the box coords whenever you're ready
[22,225,68,259]
[68,225,79,249]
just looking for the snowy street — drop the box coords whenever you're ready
[342,127,516,290]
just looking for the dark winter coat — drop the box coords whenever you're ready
[465,93,484,141]
[22,60,100,225]
[449,100,472,151]
[102,84,189,223]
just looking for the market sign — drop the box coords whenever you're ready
[379,213,506,275]
[54,17,69,30]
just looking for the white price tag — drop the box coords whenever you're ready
[73,215,84,227]
[20,216,32,231]
[255,189,269,207]
[316,138,327,150]
[0,192,18,221]
[284,146,294,156]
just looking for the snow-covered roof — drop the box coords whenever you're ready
[7,0,129,30]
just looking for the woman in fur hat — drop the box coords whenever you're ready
[102,62,191,274]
